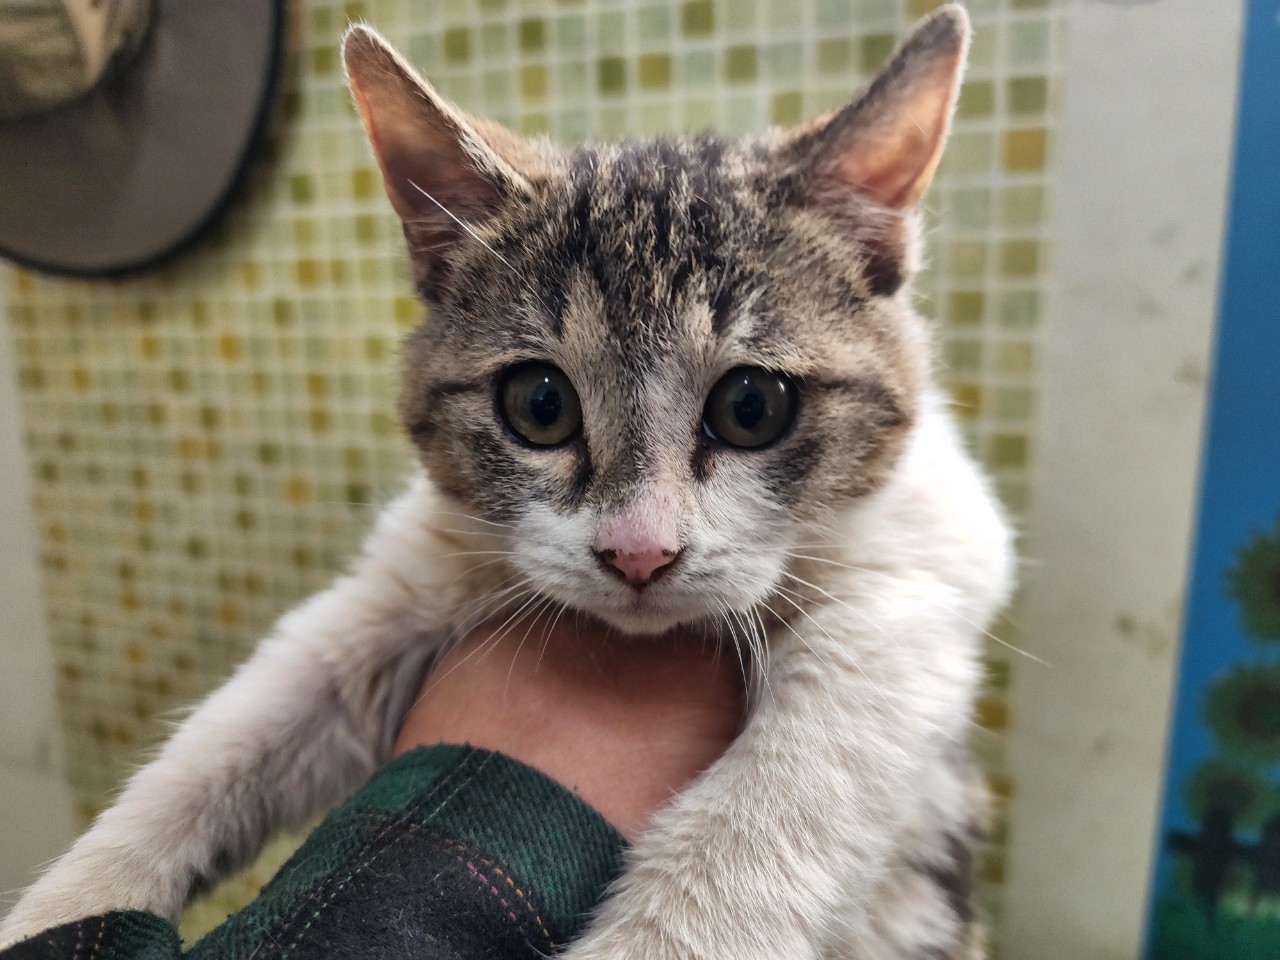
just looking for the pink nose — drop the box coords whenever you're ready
[594,547,682,587]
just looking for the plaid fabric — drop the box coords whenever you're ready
[5,746,627,960]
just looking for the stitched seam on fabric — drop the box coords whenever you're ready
[278,752,494,960]
[444,841,553,945]
[89,917,105,959]
[352,812,553,944]
[389,824,547,955]
[422,752,494,821]
[458,857,538,954]
[265,750,478,951]
[280,756,490,954]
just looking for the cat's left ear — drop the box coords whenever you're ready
[342,25,549,282]
[787,4,969,210]
[778,5,968,292]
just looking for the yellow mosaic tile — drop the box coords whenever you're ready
[1002,126,1049,172]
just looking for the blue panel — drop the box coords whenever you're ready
[1143,2,1280,957]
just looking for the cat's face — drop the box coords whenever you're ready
[397,142,925,633]
[344,10,967,633]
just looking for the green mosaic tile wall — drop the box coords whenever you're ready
[2,0,1060,943]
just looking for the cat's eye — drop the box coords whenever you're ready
[499,363,583,448]
[702,367,797,449]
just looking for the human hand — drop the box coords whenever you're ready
[394,618,746,842]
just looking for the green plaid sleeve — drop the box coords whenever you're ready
[3,745,628,960]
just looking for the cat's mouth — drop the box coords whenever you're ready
[510,543,774,637]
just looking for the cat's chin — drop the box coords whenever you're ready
[577,602,686,637]
[574,591,722,638]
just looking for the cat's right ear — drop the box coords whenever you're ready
[783,5,969,212]
[342,26,544,280]
[775,5,968,294]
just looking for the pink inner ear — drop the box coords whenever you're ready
[345,28,517,233]
[835,111,940,209]
[351,82,496,227]
[831,92,954,211]
[810,9,968,213]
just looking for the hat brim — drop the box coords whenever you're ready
[0,0,285,278]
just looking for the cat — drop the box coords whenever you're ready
[0,5,1013,958]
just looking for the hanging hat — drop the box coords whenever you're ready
[0,0,284,278]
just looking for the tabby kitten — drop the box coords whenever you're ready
[0,5,1013,957]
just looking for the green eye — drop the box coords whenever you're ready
[702,367,797,449]
[499,363,583,447]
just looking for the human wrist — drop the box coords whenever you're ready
[394,619,745,841]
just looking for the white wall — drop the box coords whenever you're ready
[0,270,74,914]
[1001,3,1245,958]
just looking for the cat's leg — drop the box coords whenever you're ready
[0,478,468,948]
[559,429,1013,960]
[556,585,991,960]
[822,749,992,960]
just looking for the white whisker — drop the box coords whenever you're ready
[407,179,522,276]
[505,596,558,697]
[782,571,893,642]
[770,584,895,711]
[429,509,520,531]
[781,551,1044,664]
[535,598,570,676]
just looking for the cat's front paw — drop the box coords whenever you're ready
[0,847,176,950]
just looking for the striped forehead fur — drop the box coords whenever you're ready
[398,131,928,522]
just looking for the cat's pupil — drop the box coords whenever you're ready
[732,387,766,430]
[529,380,562,426]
